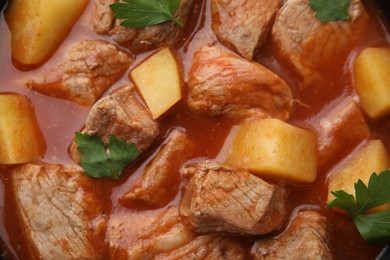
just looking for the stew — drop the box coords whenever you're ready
[0,0,390,259]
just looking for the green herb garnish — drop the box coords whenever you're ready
[327,170,390,242]
[110,0,183,28]
[309,0,351,22]
[75,132,140,180]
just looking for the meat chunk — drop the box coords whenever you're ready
[27,40,133,106]
[212,0,282,60]
[69,85,159,163]
[12,164,107,259]
[251,211,332,259]
[121,128,193,208]
[307,98,371,166]
[179,161,288,235]
[155,235,246,260]
[271,0,368,87]
[187,45,293,119]
[109,206,195,259]
[93,0,195,53]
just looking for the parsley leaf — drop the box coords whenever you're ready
[309,0,351,22]
[327,170,390,242]
[75,132,140,180]
[110,0,183,29]
[354,209,390,242]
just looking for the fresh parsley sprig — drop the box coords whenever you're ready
[75,132,140,180]
[110,0,183,28]
[309,0,351,22]
[327,170,390,242]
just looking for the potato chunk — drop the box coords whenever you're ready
[354,47,390,119]
[130,47,182,119]
[5,0,89,66]
[327,140,390,212]
[0,93,46,164]
[225,119,317,183]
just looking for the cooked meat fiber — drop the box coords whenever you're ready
[109,206,196,259]
[12,164,106,259]
[212,0,282,60]
[188,45,293,119]
[155,234,246,260]
[179,161,288,235]
[251,211,332,259]
[93,0,195,53]
[121,128,193,207]
[27,40,133,106]
[271,0,368,87]
[69,85,159,163]
[308,98,371,166]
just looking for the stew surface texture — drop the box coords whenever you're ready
[0,0,390,259]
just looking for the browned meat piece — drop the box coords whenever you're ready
[179,161,288,235]
[109,206,196,259]
[12,164,107,259]
[307,98,371,166]
[69,85,159,163]
[251,211,332,259]
[93,0,195,53]
[121,128,193,208]
[212,0,282,60]
[27,40,133,106]
[271,0,368,87]
[93,0,116,34]
[155,235,246,260]
[187,45,293,120]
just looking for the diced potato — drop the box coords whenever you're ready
[5,0,89,66]
[327,140,390,212]
[130,47,182,119]
[0,93,46,164]
[354,47,390,119]
[225,118,317,183]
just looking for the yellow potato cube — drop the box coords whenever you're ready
[225,119,317,183]
[327,140,390,212]
[5,0,89,66]
[0,93,46,164]
[354,47,390,119]
[130,47,182,119]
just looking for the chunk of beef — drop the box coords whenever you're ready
[179,161,288,235]
[12,164,107,259]
[187,45,293,119]
[212,0,282,60]
[155,235,246,260]
[93,0,195,53]
[109,206,195,259]
[251,211,332,259]
[121,128,193,208]
[27,40,133,106]
[69,85,159,163]
[307,98,371,166]
[271,0,368,87]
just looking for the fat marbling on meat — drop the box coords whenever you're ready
[121,128,193,208]
[69,85,159,163]
[187,45,293,119]
[251,211,332,259]
[179,161,288,235]
[211,0,282,60]
[27,40,133,106]
[271,0,368,87]
[11,164,107,259]
[93,0,195,52]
